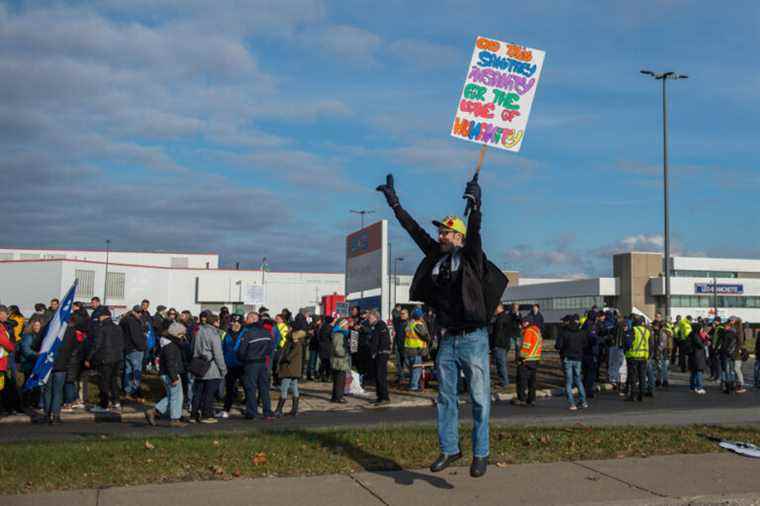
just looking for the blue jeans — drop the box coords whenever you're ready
[43,371,67,417]
[156,374,184,420]
[725,358,737,384]
[123,350,144,395]
[646,359,656,393]
[563,359,586,407]
[406,354,423,390]
[280,378,299,400]
[492,347,509,387]
[436,328,490,458]
[307,348,319,377]
[657,357,670,385]
[690,370,704,390]
[243,362,272,418]
[182,372,194,410]
[395,348,406,382]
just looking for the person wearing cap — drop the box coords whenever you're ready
[120,305,147,402]
[85,309,125,413]
[237,312,274,420]
[556,315,589,411]
[512,318,543,407]
[376,172,508,478]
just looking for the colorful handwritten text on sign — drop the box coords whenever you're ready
[451,36,545,152]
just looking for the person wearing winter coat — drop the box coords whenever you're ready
[306,316,322,381]
[237,312,274,420]
[367,310,392,404]
[689,324,710,394]
[318,316,334,381]
[720,319,741,394]
[376,171,508,478]
[0,305,18,415]
[120,306,147,400]
[190,314,227,423]
[489,304,511,388]
[276,328,305,417]
[219,316,246,418]
[19,320,42,409]
[557,316,589,410]
[330,319,351,403]
[85,309,124,412]
[146,322,187,427]
[42,315,84,424]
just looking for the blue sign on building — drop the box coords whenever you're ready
[694,283,744,295]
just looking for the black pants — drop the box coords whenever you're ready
[192,378,221,419]
[319,356,332,380]
[582,358,598,398]
[331,370,346,401]
[98,362,120,409]
[374,354,389,401]
[517,361,537,404]
[626,359,647,400]
[223,367,245,412]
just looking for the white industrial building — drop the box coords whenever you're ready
[0,248,343,316]
[507,252,760,323]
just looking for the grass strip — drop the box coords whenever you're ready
[3,424,759,494]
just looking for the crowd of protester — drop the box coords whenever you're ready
[488,302,757,411]
[0,297,756,424]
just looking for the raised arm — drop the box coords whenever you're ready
[461,174,483,259]
[376,174,437,255]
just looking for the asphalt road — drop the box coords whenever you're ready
[4,377,760,443]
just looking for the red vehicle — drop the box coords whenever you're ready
[321,294,346,317]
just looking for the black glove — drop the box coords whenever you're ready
[376,174,400,208]
[463,173,481,215]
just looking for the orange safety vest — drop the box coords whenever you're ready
[520,325,542,361]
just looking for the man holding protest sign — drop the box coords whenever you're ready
[376,174,507,478]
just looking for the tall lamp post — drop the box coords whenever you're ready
[349,209,375,308]
[640,70,688,321]
[103,239,111,306]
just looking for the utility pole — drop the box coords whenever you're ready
[103,239,111,306]
[640,70,688,321]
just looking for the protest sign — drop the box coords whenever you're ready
[244,284,264,306]
[451,36,545,152]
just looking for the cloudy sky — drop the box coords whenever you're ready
[2,1,759,277]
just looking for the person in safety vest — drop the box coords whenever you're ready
[376,172,508,478]
[625,315,650,402]
[676,315,692,373]
[511,319,542,407]
[404,308,429,391]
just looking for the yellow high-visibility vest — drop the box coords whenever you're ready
[626,326,650,360]
[404,321,427,349]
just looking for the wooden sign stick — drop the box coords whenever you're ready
[474,144,488,177]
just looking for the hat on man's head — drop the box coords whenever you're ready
[132,305,142,313]
[432,215,466,237]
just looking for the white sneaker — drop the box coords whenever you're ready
[112,403,122,411]
[215,411,229,419]
[698,389,707,395]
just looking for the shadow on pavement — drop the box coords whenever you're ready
[292,429,454,489]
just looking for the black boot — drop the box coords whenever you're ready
[290,397,299,417]
[274,398,286,418]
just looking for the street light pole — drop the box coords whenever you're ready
[393,257,404,308]
[103,239,111,306]
[640,70,688,321]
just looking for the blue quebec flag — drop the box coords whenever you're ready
[24,280,78,391]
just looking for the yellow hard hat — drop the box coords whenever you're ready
[432,215,466,236]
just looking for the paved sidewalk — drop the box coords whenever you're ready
[4,452,760,505]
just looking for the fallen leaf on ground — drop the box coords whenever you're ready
[144,441,155,450]
[495,462,508,468]
[252,452,268,466]
[233,469,241,478]
[209,465,224,475]
[213,440,220,447]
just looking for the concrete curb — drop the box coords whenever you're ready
[0,383,613,424]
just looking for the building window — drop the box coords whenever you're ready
[75,270,96,299]
[20,253,41,260]
[0,253,12,261]
[171,257,189,268]
[106,272,126,299]
[670,295,760,309]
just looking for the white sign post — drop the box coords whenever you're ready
[451,36,545,152]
